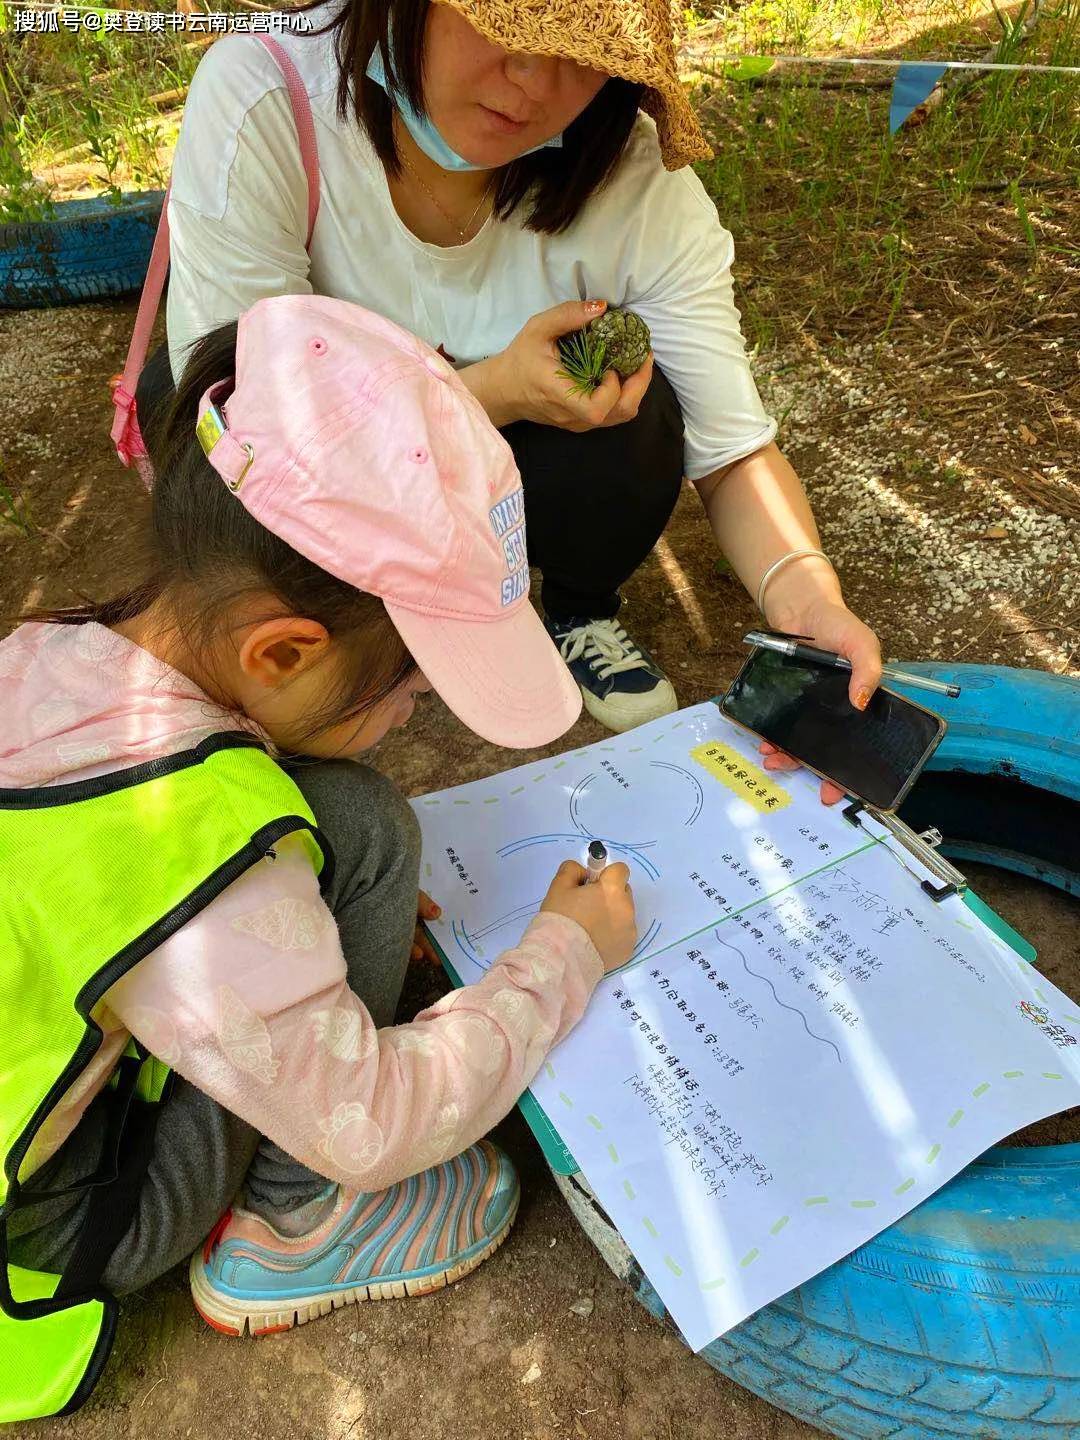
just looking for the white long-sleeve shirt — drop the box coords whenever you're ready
[163,5,777,482]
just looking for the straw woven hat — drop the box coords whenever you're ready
[438,0,714,170]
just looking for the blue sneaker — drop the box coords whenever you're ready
[545,616,678,732]
[189,1140,519,1336]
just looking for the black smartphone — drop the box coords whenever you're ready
[720,646,946,812]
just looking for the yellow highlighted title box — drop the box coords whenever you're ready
[690,741,792,814]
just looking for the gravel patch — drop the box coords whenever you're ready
[754,336,1079,672]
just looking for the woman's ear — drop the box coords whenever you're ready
[237,617,332,687]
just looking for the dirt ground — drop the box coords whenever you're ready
[1,293,1077,1439]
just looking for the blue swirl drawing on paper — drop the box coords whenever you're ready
[468,898,547,942]
[450,759,690,971]
[568,777,659,854]
[498,831,661,882]
[648,761,704,826]
[452,830,665,968]
[454,907,662,969]
[567,766,703,844]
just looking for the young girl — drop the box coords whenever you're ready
[0,294,635,1413]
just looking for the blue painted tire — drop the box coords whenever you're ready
[0,191,165,308]
[556,664,1080,1439]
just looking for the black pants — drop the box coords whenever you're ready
[135,339,686,620]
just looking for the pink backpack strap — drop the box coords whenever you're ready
[111,33,321,484]
[259,35,320,246]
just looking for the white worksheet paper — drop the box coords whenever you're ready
[412,702,1080,1352]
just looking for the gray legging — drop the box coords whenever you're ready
[8,759,421,1294]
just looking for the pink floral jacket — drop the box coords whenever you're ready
[1,622,602,1189]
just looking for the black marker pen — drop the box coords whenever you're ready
[586,840,608,884]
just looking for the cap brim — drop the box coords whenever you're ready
[384,599,582,749]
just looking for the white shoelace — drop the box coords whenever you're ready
[557,619,652,680]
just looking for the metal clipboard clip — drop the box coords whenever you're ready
[841,800,967,902]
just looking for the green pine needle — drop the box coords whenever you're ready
[556,329,609,398]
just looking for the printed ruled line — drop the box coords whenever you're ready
[641,836,884,966]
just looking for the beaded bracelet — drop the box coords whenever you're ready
[755,548,834,616]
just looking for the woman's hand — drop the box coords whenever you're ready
[411,890,442,963]
[758,598,883,807]
[539,859,637,973]
[463,299,653,432]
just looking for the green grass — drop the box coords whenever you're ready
[687,0,908,51]
[686,0,1079,346]
[0,6,202,221]
[0,464,34,538]
[2,0,1076,359]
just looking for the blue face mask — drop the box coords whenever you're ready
[365,41,563,173]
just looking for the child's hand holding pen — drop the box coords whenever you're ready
[540,856,637,973]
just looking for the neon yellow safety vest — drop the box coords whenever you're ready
[0,733,330,1423]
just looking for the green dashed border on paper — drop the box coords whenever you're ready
[541,1059,1064,1301]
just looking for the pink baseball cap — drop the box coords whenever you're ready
[194,293,581,748]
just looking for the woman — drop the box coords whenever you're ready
[139,0,882,749]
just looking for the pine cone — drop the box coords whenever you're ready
[586,308,651,378]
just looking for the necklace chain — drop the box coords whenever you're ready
[399,151,492,242]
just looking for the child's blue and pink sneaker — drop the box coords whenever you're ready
[190,1139,518,1336]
